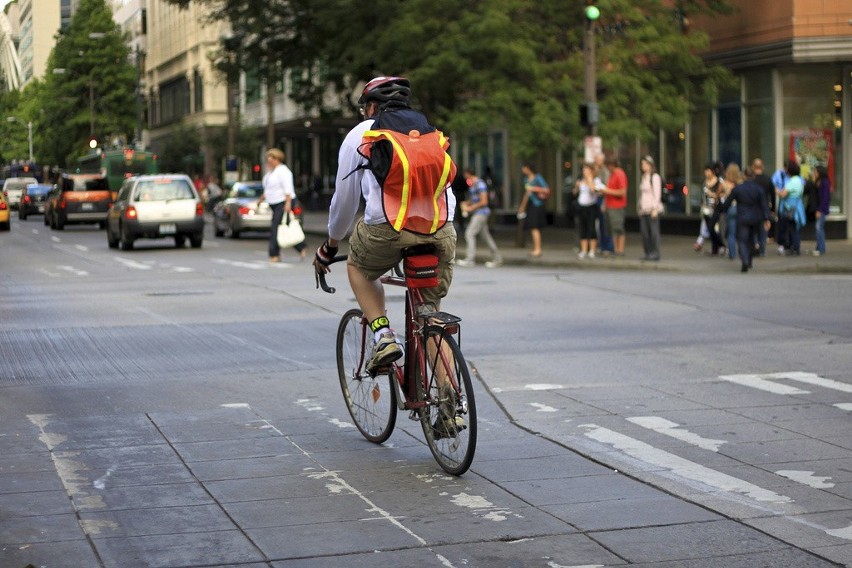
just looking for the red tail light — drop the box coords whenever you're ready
[195,202,204,216]
[238,206,251,215]
[60,198,67,209]
[125,205,137,220]
[23,195,31,204]
[0,201,7,210]
[292,205,303,216]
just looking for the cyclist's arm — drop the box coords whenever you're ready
[328,134,367,242]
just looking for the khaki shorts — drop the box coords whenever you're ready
[348,220,456,308]
[606,207,626,236]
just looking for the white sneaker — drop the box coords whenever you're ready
[455,259,474,267]
[484,260,503,268]
[578,251,587,259]
[366,332,404,374]
[588,251,596,259]
[811,251,822,257]
[777,245,785,255]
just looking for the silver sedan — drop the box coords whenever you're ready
[212,181,272,238]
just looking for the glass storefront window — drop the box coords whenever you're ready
[689,108,711,214]
[744,69,774,168]
[781,64,843,214]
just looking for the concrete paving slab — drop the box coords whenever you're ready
[206,473,340,504]
[627,407,758,428]
[30,414,166,451]
[727,401,852,423]
[773,416,852,439]
[54,443,179,469]
[745,510,852,550]
[153,419,285,443]
[247,518,423,559]
[0,539,100,568]
[172,436,298,462]
[0,513,84,545]
[271,547,450,567]
[809,544,852,567]
[825,436,852,451]
[66,462,197,488]
[542,494,721,531]
[472,453,615,481]
[754,457,852,484]
[188,453,320,482]
[78,504,236,538]
[718,438,851,464]
[0,469,64,494]
[0,490,73,517]
[224,493,377,529]
[499,471,664,507]
[0,450,54,474]
[304,445,437,471]
[77,481,216,512]
[92,529,265,568]
[626,548,841,567]
[591,519,788,563]
[0,431,49,455]
[434,533,627,568]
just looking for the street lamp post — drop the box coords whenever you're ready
[7,116,33,162]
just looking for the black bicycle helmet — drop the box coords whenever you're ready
[358,76,411,106]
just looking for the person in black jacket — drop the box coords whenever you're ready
[750,158,775,256]
[721,166,771,273]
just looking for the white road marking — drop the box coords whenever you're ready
[825,524,852,540]
[449,492,514,522]
[492,383,563,393]
[580,424,792,503]
[775,470,834,489]
[75,245,88,252]
[51,236,61,242]
[834,403,852,411]
[296,398,324,412]
[719,373,810,395]
[211,258,272,270]
[529,402,558,412]
[114,257,152,270]
[220,403,250,408]
[720,372,852,396]
[627,416,727,452]
[57,265,89,276]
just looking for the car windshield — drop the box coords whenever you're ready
[134,179,194,201]
[5,179,37,190]
[67,177,109,191]
[233,185,263,198]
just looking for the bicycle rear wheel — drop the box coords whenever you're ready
[337,308,397,443]
[416,325,477,475]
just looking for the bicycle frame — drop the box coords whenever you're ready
[378,272,462,414]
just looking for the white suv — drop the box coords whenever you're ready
[106,174,205,250]
[3,177,38,209]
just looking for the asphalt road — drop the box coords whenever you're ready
[2,214,851,567]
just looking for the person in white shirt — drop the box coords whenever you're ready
[257,148,305,262]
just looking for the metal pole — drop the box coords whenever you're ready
[27,121,33,162]
[583,18,597,138]
[89,79,95,137]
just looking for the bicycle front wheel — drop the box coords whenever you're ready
[337,308,397,443]
[416,325,477,475]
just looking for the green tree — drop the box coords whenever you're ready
[157,123,204,175]
[39,0,137,167]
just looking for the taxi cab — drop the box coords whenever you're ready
[0,190,10,230]
[48,173,112,230]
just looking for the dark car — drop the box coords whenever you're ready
[18,183,53,220]
[48,173,112,230]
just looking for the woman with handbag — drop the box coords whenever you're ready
[257,148,307,262]
[775,160,806,256]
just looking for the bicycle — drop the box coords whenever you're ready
[317,246,477,475]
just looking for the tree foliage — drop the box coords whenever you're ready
[38,0,137,166]
[166,0,734,157]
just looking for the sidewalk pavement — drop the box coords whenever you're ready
[300,210,852,275]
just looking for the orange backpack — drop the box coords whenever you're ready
[354,111,457,235]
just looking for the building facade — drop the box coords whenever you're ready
[143,0,228,173]
[666,0,852,238]
[17,0,61,85]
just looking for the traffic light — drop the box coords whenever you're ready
[584,1,600,21]
[252,163,261,180]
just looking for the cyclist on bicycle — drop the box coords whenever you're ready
[313,76,458,374]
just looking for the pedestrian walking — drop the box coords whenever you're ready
[720,166,770,273]
[812,164,830,256]
[457,169,503,267]
[517,163,549,258]
[776,160,806,256]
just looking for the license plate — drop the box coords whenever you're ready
[159,223,176,235]
[81,203,94,211]
[37,206,44,212]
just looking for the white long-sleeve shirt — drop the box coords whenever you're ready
[328,118,456,241]
[262,163,296,205]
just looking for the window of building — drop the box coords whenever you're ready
[744,69,774,169]
[781,64,843,214]
[193,69,203,113]
[717,84,742,168]
[159,76,190,125]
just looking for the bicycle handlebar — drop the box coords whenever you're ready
[316,255,348,294]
